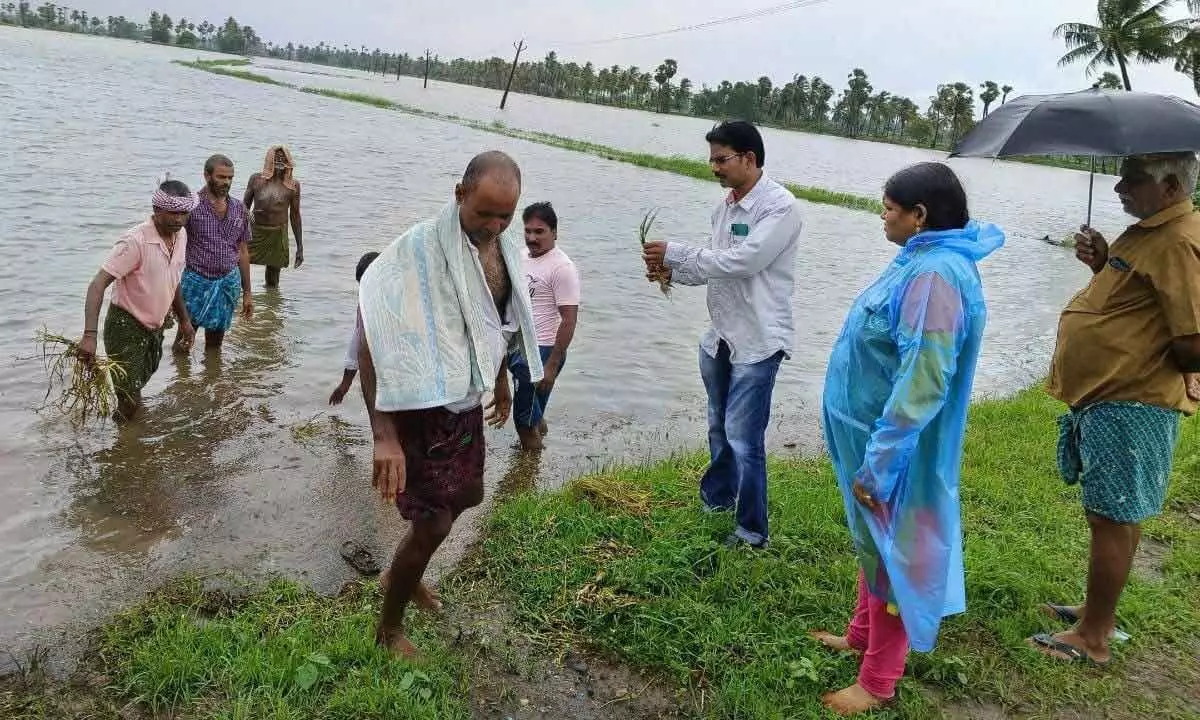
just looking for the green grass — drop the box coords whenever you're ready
[461,387,1200,719]
[177,61,885,215]
[172,60,291,86]
[88,577,468,719]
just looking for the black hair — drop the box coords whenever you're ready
[204,154,234,175]
[461,150,521,190]
[704,120,765,168]
[158,179,192,197]
[522,202,557,231]
[883,162,970,231]
[356,251,380,282]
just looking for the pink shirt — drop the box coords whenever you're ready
[102,220,188,330]
[523,246,580,346]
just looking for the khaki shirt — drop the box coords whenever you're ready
[1048,201,1200,413]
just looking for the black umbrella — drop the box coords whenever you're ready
[950,87,1200,223]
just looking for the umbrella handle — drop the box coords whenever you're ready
[1087,157,1095,227]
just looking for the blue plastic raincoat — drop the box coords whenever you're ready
[821,220,1005,653]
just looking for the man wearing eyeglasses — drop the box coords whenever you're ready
[642,120,804,549]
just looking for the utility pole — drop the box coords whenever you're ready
[396,51,402,80]
[499,39,526,110]
[423,49,431,88]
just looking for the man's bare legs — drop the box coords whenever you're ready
[205,329,226,350]
[378,568,442,611]
[1043,524,1141,625]
[1034,514,1138,663]
[376,509,454,658]
[265,266,281,288]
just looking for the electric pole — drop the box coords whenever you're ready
[423,49,431,88]
[499,39,526,110]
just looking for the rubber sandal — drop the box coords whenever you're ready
[339,541,381,575]
[1040,603,1130,642]
[1027,633,1110,666]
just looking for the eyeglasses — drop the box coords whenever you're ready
[709,152,745,165]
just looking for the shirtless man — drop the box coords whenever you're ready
[244,145,303,288]
[357,151,543,657]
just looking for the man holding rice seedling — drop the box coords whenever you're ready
[356,150,542,657]
[77,178,198,422]
[642,120,803,549]
[181,154,254,350]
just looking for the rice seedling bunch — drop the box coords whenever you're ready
[638,207,672,297]
[33,328,127,426]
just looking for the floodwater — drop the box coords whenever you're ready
[1,27,1103,662]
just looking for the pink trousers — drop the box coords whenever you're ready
[845,569,908,699]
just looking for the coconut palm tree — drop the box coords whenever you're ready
[1054,0,1189,90]
[1001,84,1014,104]
[1173,0,1200,96]
[979,80,1000,116]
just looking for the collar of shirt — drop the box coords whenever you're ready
[140,219,180,252]
[1135,200,1194,229]
[724,171,770,213]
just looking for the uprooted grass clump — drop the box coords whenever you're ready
[33,328,127,426]
[471,387,1200,719]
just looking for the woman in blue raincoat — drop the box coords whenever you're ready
[812,162,1004,716]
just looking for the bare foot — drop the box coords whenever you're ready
[413,582,444,612]
[516,426,544,451]
[376,627,420,659]
[821,683,888,716]
[1028,630,1111,664]
[809,630,863,656]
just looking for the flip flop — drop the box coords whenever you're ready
[1040,603,1130,642]
[1027,633,1111,666]
[339,541,381,576]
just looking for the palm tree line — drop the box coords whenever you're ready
[9,1,1200,153]
[1056,0,1200,93]
[2,4,1023,151]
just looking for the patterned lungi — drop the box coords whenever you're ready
[248,223,289,268]
[103,303,164,402]
[392,405,486,522]
[181,267,241,332]
[1057,401,1181,524]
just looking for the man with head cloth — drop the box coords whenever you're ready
[244,145,303,288]
[356,150,543,657]
[78,177,198,421]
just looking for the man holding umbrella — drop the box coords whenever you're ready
[953,89,1200,664]
[1036,152,1200,664]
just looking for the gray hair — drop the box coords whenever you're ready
[1134,152,1199,194]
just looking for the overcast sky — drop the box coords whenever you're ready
[86,0,1199,103]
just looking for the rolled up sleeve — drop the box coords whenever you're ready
[663,203,800,281]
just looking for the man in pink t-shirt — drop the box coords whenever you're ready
[77,179,198,422]
[509,202,580,450]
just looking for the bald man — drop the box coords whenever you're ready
[356,151,544,657]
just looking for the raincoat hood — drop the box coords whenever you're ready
[903,219,1005,263]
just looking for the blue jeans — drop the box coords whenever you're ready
[509,346,561,429]
[699,341,783,546]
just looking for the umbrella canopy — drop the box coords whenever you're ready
[951,87,1200,159]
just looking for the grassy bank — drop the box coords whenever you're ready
[6,388,1194,719]
[179,62,885,215]
[3,578,470,719]
[462,387,1200,718]
[173,59,289,85]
